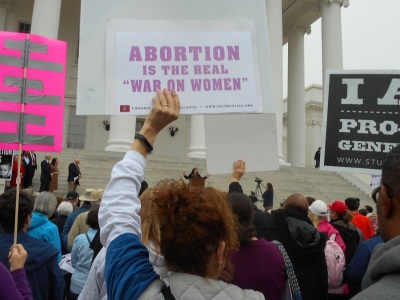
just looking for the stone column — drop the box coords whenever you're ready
[0,1,12,31]
[286,26,308,167]
[105,116,136,152]
[63,105,70,148]
[319,0,349,83]
[187,115,206,159]
[265,0,284,163]
[30,0,62,39]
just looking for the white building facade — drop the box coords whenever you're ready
[0,0,349,166]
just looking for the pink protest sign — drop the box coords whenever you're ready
[0,31,66,152]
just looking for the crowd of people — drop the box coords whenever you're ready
[0,89,399,299]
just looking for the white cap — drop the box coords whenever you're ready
[309,200,328,217]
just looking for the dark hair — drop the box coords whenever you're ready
[365,205,373,213]
[0,159,11,166]
[306,196,316,206]
[227,193,257,246]
[359,208,368,216]
[152,179,238,281]
[0,189,34,232]
[267,182,273,192]
[189,168,199,176]
[382,144,400,201]
[139,180,148,197]
[86,207,99,229]
[345,197,360,211]
[51,158,58,166]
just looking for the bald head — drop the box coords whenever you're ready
[74,159,80,165]
[284,193,309,215]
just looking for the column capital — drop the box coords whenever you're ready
[317,0,350,9]
[0,1,13,10]
[284,25,311,39]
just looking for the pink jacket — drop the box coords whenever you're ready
[318,220,346,254]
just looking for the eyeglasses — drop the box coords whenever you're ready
[371,184,394,203]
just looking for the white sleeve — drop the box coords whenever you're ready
[99,151,146,248]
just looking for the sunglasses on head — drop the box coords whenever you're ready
[371,184,394,203]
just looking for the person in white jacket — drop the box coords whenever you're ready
[98,89,264,300]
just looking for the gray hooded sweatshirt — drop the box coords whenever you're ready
[351,235,400,299]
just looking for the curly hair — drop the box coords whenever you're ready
[139,188,160,249]
[151,179,238,281]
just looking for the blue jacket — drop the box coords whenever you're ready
[61,203,91,250]
[27,212,61,262]
[347,234,383,284]
[70,228,98,294]
[0,232,64,300]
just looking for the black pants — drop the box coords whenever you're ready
[39,178,50,192]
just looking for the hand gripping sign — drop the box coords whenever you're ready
[0,31,66,152]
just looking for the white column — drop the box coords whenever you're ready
[0,1,12,31]
[105,116,136,152]
[30,0,62,39]
[287,26,307,167]
[187,115,206,158]
[265,0,284,163]
[63,105,70,148]
[319,0,349,82]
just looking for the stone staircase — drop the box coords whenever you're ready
[30,148,374,209]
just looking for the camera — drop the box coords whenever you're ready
[255,177,262,184]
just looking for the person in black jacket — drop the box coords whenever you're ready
[68,159,82,191]
[182,167,207,179]
[39,155,53,192]
[271,195,328,300]
[228,160,328,299]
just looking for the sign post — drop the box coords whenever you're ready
[0,31,67,243]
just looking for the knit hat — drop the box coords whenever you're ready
[309,200,328,217]
[330,201,348,215]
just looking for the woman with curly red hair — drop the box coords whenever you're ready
[99,89,264,300]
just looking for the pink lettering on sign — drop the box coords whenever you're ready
[0,32,67,152]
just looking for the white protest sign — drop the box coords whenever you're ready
[204,113,279,174]
[77,0,274,116]
[111,22,260,115]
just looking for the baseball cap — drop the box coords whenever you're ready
[66,191,79,201]
[330,200,348,215]
[309,200,328,217]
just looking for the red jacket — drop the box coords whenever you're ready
[352,212,374,240]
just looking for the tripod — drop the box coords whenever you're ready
[255,182,263,200]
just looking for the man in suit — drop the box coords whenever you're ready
[68,159,81,191]
[39,154,53,192]
[23,150,37,188]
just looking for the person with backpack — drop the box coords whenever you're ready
[309,200,347,299]
[329,200,362,297]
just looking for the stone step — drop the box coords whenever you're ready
[27,148,372,209]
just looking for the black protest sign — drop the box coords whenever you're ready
[0,150,14,180]
[321,71,400,173]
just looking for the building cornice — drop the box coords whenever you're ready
[0,1,13,10]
